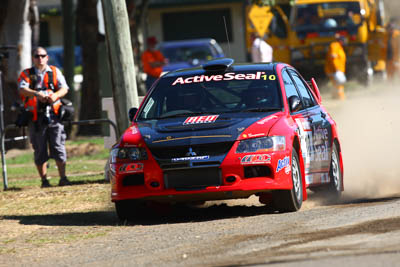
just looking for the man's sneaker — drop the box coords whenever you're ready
[58,177,71,186]
[41,179,51,188]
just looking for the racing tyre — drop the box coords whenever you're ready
[272,149,303,212]
[115,200,139,221]
[327,144,342,199]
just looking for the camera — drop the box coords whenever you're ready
[12,102,32,127]
[11,102,23,112]
[37,90,52,124]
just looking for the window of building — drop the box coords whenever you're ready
[162,9,232,43]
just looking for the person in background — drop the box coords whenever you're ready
[18,47,70,188]
[386,18,400,81]
[141,36,167,91]
[251,33,273,63]
[324,33,347,100]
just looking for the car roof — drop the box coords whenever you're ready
[159,38,218,48]
[162,59,281,78]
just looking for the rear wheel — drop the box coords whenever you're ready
[309,144,342,201]
[272,149,303,212]
[327,144,342,198]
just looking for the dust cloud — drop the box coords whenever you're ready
[385,0,400,19]
[325,82,400,199]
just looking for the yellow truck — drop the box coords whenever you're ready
[246,0,387,85]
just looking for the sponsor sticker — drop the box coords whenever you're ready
[123,143,143,147]
[242,133,266,138]
[131,126,139,134]
[183,115,219,125]
[257,115,278,125]
[171,155,210,162]
[172,72,276,86]
[119,163,144,173]
[247,133,266,138]
[241,154,271,164]
[276,156,290,173]
[143,98,154,117]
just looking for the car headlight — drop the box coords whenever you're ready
[236,136,286,153]
[291,50,304,61]
[110,147,148,163]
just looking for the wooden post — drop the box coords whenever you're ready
[61,0,76,100]
[100,0,139,134]
[29,0,40,48]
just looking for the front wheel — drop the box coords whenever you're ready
[272,149,303,212]
[115,199,141,221]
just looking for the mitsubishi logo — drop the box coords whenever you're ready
[185,147,197,157]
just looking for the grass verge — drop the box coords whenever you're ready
[0,137,118,256]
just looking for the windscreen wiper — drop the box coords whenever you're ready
[243,107,282,112]
[160,111,212,119]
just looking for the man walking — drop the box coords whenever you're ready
[18,47,70,187]
[325,34,347,100]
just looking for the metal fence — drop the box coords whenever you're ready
[0,119,119,190]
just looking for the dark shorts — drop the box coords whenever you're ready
[29,119,67,165]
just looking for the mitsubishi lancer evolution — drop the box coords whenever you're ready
[109,58,344,220]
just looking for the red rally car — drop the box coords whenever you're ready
[109,58,344,220]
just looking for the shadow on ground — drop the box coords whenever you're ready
[4,195,399,227]
[3,203,275,227]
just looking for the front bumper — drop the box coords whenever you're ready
[110,149,293,203]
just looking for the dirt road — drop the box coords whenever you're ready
[2,84,400,266]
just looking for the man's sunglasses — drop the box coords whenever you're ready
[34,54,47,59]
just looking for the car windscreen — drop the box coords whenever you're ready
[292,2,361,35]
[137,70,282,120]
[161,45,214,63]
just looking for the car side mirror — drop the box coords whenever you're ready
[289,95,302,113]
[128,107,138,122]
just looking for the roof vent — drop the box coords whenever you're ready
[202,58,234,72]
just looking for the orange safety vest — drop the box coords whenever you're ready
[324,41,346,75]
[141,50,165,78]
[17,66,62,122]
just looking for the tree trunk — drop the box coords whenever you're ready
[0,0,31,83]
[126,0,149,96]
[76,0,101,135]
[101,0,139,135]
[0,0,32,149]
[0,1,10,34]
[29,0,40,48]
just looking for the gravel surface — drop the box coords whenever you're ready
[2,83,400,267]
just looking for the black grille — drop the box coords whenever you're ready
[160,161,221,170]
[164,167,222,190]
[244,165,272,178]
[149,142,234,159]
[122,174,145,186]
